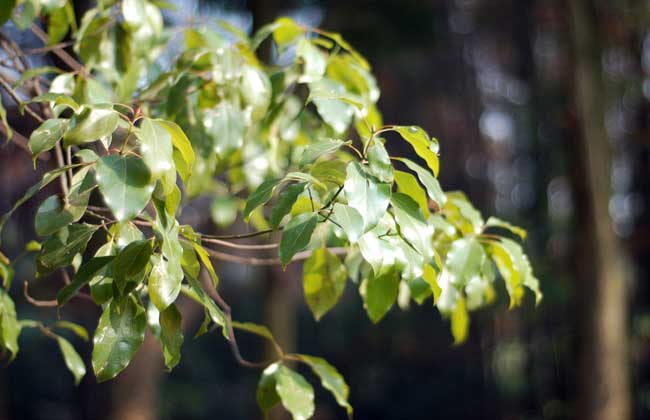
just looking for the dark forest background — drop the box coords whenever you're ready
[1,0,649,419]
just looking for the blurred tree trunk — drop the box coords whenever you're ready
[568,1,631,419]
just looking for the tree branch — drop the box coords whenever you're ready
[198,270,269,369]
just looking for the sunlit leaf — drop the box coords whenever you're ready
[92,295,146,382]
[303,248,347,320]
[56,336,86,385]
[96,155,154,222]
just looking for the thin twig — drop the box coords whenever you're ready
[0,123,50,160]
[29,24,87,77]
[200,237,279,250]
[200,245,347,266]
[0,73,45,123]
[23,281,58,307]
[199,270,268,369]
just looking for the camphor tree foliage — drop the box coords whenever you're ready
[0,1,542,418]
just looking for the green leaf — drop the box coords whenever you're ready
[445,237,486,287]
[302,248,347,320]
[57,256,115,305]
[297,38,326,82]
[210,196,238,229]
[271,183,306,229]
[204,102,245,160]
[300,138,347,167]
[393,126,439,176]
[183,275,228,339]
[422,263,441,303]
[122,0,146,28]
[36,223,99,276]
[0,0,17,25]
[0,164,79,240]
[366,140,393,183]
[56,336,86,385]
[276,364,315,420]
[297,354,353,417]
[96,155,154,221]
[394,157,445,208]
[158,303,183,370]
[136,118,174,179]
[364,269,399,323]
[0,95,11,141]
[309,78,357,133]
[257,363,281,416]
[112,239,153,293]
[243,179,281,222]
[149,254,182,311]
[92,295,146,382]
[279,212,318,267]
[0,289,20,361]
[272,17,305,49]
[484,217,527,240]
[35,167,94,236]
[63,106,120,147]
[343,162,390,231]
[240,66,272,122]
[393,170,429,219]
[391,193,433,259]
[329,203,363,243]
[54,320,89,341]
[28,118,69,162]
[450,296,469,344]
[489,238,542,306]
[155,120,195,183]
[445,192,484,235]
[0,251,14,289]
[47,7,70,45]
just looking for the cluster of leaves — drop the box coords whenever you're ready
[0,2,541,418]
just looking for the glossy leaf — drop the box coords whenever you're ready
[393,126,439,176]
[298,354,353,417]
[113,239,152,293]
[257,363,281,416]
[28,118,68,162]
[243,179,281,222]
[36,224,99,276]
[279,212,318,267]
[302,248,347,320]
[364,269,399,323]
[136,118,174,178]
[0,164,79,239]
[450,296,469,344]
[484,217,527,240]
[156,120,195,182]
[393,170,430,219]
[96,155,154,221]
[57,256,115,305]
[391,193,433,259]
[63,106,119,147]
[366,140,393,183]
[343,162,390,230]
[0,251,14,289]
[56,336,86,385]
[275,364,315,420]
[0,289,20,361]
[92,295,146,382]
[271,183,306,229]
[204,102,245,159]
[329,203,364,243]
[159,303,183,370]
[149,254,182,311]
[300,138,347,167]
[445,237,486,287]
